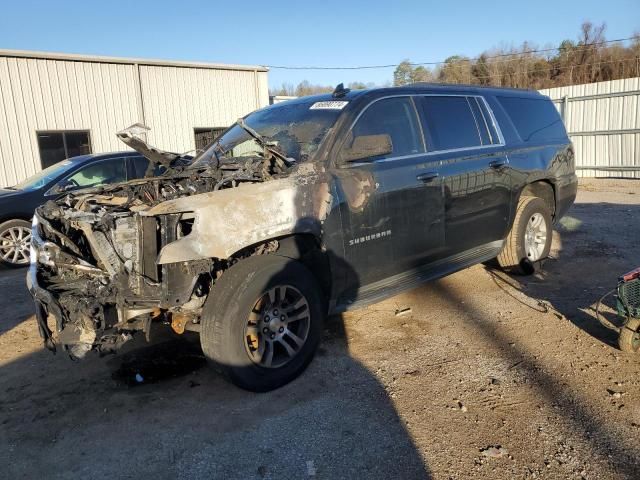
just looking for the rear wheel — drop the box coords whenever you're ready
[618,317,640,353]
[200,254,326,392]
[0,219,32,268]
[497,196,552,275]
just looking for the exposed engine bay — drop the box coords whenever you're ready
[28,124,306,359]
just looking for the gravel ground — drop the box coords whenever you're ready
[1,178,640,479]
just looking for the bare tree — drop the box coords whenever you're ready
[400,21,638,89]
[273,23,638,97]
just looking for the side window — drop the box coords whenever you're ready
[130,156,165,179]
[341,97,424,162]
[59,158,126,191]
[467,97,492,145]
[420,96,482,151]
[498,96,566,142]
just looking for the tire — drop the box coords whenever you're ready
[200,254,326,392]
[618,317,640,353]
[0,219,32,268]
[497,196,552,275]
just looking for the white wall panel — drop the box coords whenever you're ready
[140,65,268,154]
[0,56,140,186]
[0,50,269,187]
[540,77,640,178]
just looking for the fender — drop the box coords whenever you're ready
[144,172,333,264]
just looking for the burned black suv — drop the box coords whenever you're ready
[28,84,576,391]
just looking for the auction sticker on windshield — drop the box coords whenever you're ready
[309,101,349,110]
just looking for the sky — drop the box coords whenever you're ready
[0,0,638,90]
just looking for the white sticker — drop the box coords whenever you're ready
[310,101,349,110]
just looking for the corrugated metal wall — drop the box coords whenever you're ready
[0,52,269,187]
[140,65,268,154]
[0,57,140,185]
[540,78,640,178]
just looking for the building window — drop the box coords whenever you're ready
[36,131,92,169]
[194,128,225,151]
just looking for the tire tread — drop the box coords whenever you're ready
[200,254,325,392]
[497,196,550,274]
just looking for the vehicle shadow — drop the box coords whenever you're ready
[448,200,640,476]
[428,277,640,477]
[0,266,34,335]
[487,201,640,349]
[0,256,431,480]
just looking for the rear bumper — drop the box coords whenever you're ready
[555,174,578,222]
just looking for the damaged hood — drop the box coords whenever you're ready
[116,123,182,171]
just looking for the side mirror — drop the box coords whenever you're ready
[341,134,393,163]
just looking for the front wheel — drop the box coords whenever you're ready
[200,254,326,392]
[0,219,32,268]
[497,196,552,275]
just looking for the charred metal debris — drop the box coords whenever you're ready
[30,127,292,359]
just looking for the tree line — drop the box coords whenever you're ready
[270,22,640,96]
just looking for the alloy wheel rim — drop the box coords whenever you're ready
[244,284,311,369]
[524,213,547,261]
[0,226,31,265]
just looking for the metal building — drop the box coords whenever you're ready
[0,49,269,187]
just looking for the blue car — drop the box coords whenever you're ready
[0,151,157,267]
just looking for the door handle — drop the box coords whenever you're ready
[489,159,508,170]
[416,172,439,183]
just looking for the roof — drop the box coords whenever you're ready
[0,49,268,73]
[381,83,544,99]
[269,89,368,105]
[266,84,543,108]
[402,82,539,94]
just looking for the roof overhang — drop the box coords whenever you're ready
[0,49,268,73]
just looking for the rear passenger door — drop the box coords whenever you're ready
[416,95,512,257]
[334,96,445,293]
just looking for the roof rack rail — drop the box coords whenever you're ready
[399,82,536,92]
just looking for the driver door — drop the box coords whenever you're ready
[333,96,445,299]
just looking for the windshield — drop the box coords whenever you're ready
[190,99,343,168]
[12,159,79,191]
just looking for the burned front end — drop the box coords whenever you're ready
[27,101,344,359]
[27,152,300,358]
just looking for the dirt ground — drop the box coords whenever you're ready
[2,178,640,480]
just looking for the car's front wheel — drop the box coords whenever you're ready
[0,219,32,268]
[497,196,552,275]
[200,254,326,392]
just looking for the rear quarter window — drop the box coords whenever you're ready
[498,96,566,143]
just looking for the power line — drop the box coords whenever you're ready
[264,35,640,70]
[275,56,640,92]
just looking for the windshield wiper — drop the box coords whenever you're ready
[234,119,291,164]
